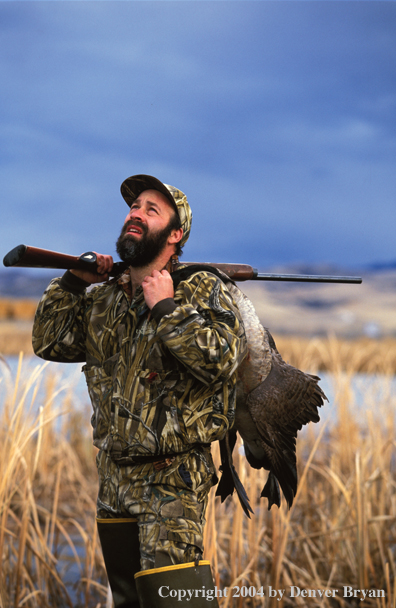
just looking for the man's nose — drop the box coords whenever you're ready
[128,207,144,222]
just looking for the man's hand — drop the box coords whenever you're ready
[70,253,114,284]
[142,269,174,309]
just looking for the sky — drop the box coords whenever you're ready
[1,0,395,273]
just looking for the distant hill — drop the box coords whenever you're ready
[0,269,60,298]
[1,264,395,338]
[242,264,396,339]
[366,260,396,272]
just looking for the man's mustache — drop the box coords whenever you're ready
[121,219,148,238]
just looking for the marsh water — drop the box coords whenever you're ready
[2,354,395,424]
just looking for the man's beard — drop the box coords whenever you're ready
[116,219,174,268]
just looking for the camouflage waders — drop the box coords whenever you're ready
[96,445,217,569]
[96,446,219,606]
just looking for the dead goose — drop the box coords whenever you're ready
[171,265,328,516]
[217,281,328,515]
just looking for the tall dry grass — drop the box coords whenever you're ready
[1,338,396,607]
[274,334,396,375]
[0,299,37,322]
[203,335,396,607]
[0,324,34,356]
[0,354,107,608]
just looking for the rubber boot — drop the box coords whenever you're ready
[135,560,220,607]
[97,518,141,608]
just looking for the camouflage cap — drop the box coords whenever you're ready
[120,174,192,247]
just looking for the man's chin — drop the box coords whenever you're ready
[116,241,137,265]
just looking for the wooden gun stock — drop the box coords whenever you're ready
[3,244,362,284]
[3,244,128,276]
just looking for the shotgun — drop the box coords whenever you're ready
[2,244,362,284]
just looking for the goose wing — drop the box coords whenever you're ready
[244,332,327,508]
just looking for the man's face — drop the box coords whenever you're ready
[116,189,180,267]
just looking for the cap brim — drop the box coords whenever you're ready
[120,174,177,212]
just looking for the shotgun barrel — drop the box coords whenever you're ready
[3,244,363,284]
[253,272,362,284]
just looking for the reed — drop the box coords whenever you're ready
[1,338,395,607]
[274,334,396,375]
[0,354,106,607]
[204,336,396,607]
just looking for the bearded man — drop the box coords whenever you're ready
[32,174,247,608]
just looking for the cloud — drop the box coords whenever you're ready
[1,1,395,269]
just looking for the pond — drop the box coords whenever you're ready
[1,354,395,427]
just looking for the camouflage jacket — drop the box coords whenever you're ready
[32,269,247,462]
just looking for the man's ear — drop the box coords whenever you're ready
[168,227,183,245]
